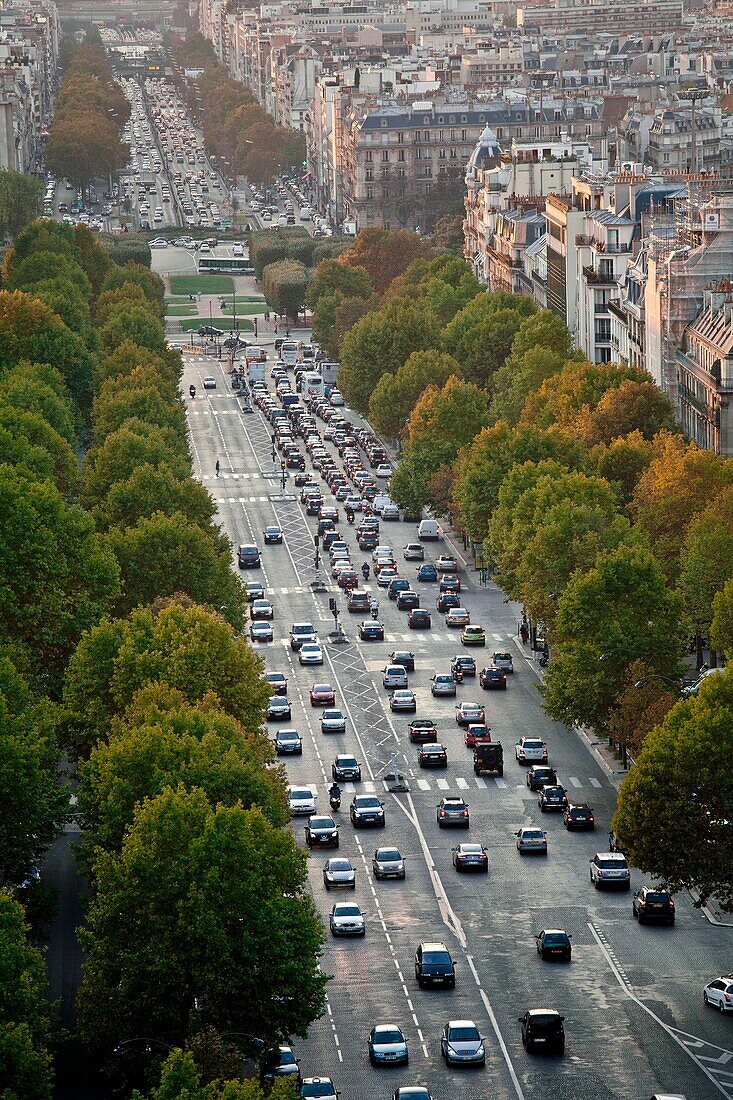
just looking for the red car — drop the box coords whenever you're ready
[338,570,359,590]
[464,723,492,747]
[310,683,336,706]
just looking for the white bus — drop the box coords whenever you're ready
[280,339,301,367]
[302,371,324,399]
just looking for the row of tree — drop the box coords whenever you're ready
[312,228,733,910]
[46,35,129,197]
[171,32,306,187]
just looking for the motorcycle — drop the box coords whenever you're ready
[189,384,196,399]
[539,652,549,668]
[346,510,354,525]
[329,786,341,812]
[361,563,370,581]
[453,668,464,684]
[370,605,379,621]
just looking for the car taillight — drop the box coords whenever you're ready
[669,898,675,907]
[726,993,732,1003]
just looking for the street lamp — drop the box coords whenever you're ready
[633,673,681,693]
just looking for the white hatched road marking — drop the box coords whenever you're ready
[568,776,582,787]
[589,777,602,788]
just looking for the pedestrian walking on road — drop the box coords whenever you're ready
[215,460,220,477]
[274,321,278,335]
[520,622,529,646]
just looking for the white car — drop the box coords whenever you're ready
[329,901,365,936]
[515,737,549,763]
[491,651,514,673]
[330,389,344,406]
[703,975,733,1012]
[299,643,324,666]
[232,243,244,256]
[149,237,168,248]
[288,786,316,816]
[375,463,392,479]
[382,665,409,689]
[515,827,548,854]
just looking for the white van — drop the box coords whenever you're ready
[418,519,440,540]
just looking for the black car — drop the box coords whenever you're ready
[389,650,415,672]
[264,525,284,545]
[294,472,310,486]
[260,1045,301,1087]
[358,533,378,551]
[274,728,302,755]
[633,887,675,925]
[479,666,507,690]
[408,718,438,744]
[332,754,362,782]
[418,743,448,768]
[305,815,340,849]
[397,591,420,611]
[519,1010,565,1054]
[359,620,384,641]
[350,795,385,827]
[563,803,595,830]
[198,324,224,337]
[265,671,288,696]
[538,785,568,812]
[535,930,572,962]
[436,592,460,613]
[238,544,261,568]
[415,941,455,988]
[408,609,431,630]
[526,765,557,792]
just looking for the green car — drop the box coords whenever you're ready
[461,624,486,647]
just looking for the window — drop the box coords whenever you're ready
[366,168,373,180]
[439,148,446,159]
[366,186,373,199]
[382,166,389,177]
[450,129,456,141]
[450,115,456,124]
[461,129,467,140]
[382,186,390,198]
[438,129,444,142]
[366,150,372,162]
[381,119,387,128]
[450,148,457,159]
[382,150,389,161]
[398,167,406,178]
[398,149,405,161]
[397,132,404,144]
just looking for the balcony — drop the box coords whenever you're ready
[583,264,617,286]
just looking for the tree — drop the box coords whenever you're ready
[98,339,181,390]
[262,260,308,320]
[489,347,568,427]
[430,214,464,254]
[587,431,656,506]
[0,405,80,496]
[63,597,271,757]
[711,577,733,660]
[26,277,93,340]
[99,262,165,312]
[95,283,161,327]
[488,466,633,632]
[0,361,77,445]
[630,432,733,580]
[305,259,373,312]
[0,465,120,690]
[106,512,246,630]
[99,303,166,356]
[92,375,186,448]
[0,890,54,1100]
[0,290,94,413]
[608,660,677,758]
[0,170,43,240]
[46,113,128,192]
[338,228,432,294]
[77,684,287,855]
[7,250,92,302]
[100,233,152,269]
[442,296,531,390]
[77,789,327,1053]
[0,653,68,887]
[130,1047,297,1100]
[386,255,483,327]
[82,421,190,509]
[679,486,733,657]
[612,668,733,910]
[338,299,439,415]
[93,462,219,536]
[368,350,462,440]
[451,423,587,542]
[519,360,650,434]
[542,544,684,734]
[579,379,677,446]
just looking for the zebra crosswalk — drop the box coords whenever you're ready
[294,774,606,795]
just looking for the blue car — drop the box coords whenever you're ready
[417,564,438,582]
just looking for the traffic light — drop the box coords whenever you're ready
[329,598,336,612]
[281,461,286,470]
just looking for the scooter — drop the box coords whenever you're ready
[329,788,341,812]
[370,606,379,621]
[189,384,196,399]
[453,668,464,684]
[361,563,370,581]
[346,512,354,525]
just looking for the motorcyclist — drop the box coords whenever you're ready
[362,562,370,581]
[453,666,464,684]
[370,598,379,620]
[329,782,341,807]
[346,506,354,524]
[189,383,196,399]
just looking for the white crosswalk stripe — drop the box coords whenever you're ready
[456,777,469,790]
[363,780,376,793]
[417,779,430,791]
[589,777,602,788]
[474,777,487,788]
[493,777,507,788]
[568,776,582,787]
[436,778,450,790]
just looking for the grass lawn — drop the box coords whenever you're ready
[180,317,254,332]
[167,305,198,317]
[170,274,235,295]
[166,294,264,306]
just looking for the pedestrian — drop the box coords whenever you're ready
[520,622,529,646]
[215,459,220,477]
[254,318,258,338]
[265,310,270,322]
[274,321,278,335]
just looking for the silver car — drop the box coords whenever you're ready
[372,847,405,879]
[329,902,365,936]
[431,674,457,697]
[440,1020,485,1066]
[368,1024,409,1066]
[516,827,548,854]
[321,709,346,734]
[382,665,409,689]
[323,857,356,889]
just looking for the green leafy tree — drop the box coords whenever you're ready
[99,303,166,356]
[77,789,327,1052]
[613,668,733,909]
[78,684,287,854]
[0,405,80,496]
[0,890,54,1100]
[0,465,120,690]
[588,431,656,506]
[99,262,165,311]
[131,1046,297,1100]
[63,597,271,757]
[106,512,246,629]
[338,299,439,415]
[0,290,94,413]
[100,233,152,268]
[46,112,128,192]
[262,260,308,320]
[442,291,535,389]
[451,422,587,542]
[82,420,190,509]
[608,660,677,758]
[0,653,68,886]
[0,361,77,444]
[338,228,432,294]
[92,374,186,448]
[0,170,43,240]
[96,283,161,327]
[368,350,462,440]
[679,486,733,655]
[6,219,82,272]
[93,462,219,536]
[542,544,684,733]
[7,250,92,302]
[305,258,373,312]
[26,277,93,340]
[429,213,464,253]
[711,576,733,660]
[630,432,733,580]
[97,339,181,389]
[489,347,570,426]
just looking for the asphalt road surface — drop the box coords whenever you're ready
[179,339,733,1100]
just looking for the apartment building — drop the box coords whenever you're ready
[459,44,524,89]
[516,0,684,35]
[0,0,59,172]
[647,106,722,173]
[677,288,733,455]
